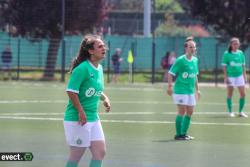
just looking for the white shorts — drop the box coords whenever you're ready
[173,94,196,106]
[64,120,105,147]
[227,75,245,87]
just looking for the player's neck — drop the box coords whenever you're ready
[185,54,193,60]
[88,59,99,68]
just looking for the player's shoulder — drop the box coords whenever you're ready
[237,50,244,54]
[79,61,89,69]
[192,56,198,62]
[176,55,185,61]
[223,50,229,55]
[72,61,88,73]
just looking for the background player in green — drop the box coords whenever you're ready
[167,37,200,140]
[222,37,248,117]
[64,34,111,167]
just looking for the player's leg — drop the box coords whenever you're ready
[181,106,194,140]
[64,121,91,167]
[238,86,247,117]
[235,75,247,117]
[174,105,186,140]
[163,70,168,82]
[89,121,106,167]
[66,146,86,167]
[173,94,188,140]
[89,141,106,167]
[226,86,234,117]
[181,94,195,140]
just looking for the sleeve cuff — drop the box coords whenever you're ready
[168,71,176,76]
[66,89,79,94]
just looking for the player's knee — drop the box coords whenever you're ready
[93,148,106,160]
[99,148,106,159]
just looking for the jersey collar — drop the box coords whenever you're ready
[87,60,100,71]
[184,54,194,62]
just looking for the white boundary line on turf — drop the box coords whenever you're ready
[0,111,236,115]
[0,100,244,106]
[0,116,250,126]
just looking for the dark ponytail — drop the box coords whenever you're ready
[69,34,101,73]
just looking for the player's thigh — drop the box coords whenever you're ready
[64,121,91,147]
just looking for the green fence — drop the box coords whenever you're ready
[1,32,250,73]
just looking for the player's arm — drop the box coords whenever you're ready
[167,73,174,96]
[167,59,179,96]
[222,53,228,84]
[101,92,111,112]
[195,77,201,100]
[243,65,247,83]
[67,91,86,125]
[242,52,247,83]
[66,65,87,126]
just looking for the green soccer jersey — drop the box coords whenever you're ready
[222,50,245,77]
[169,55,199,94]
[64,60,104,122]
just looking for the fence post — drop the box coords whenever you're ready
[151,39,156,83]
[17,36,21,80]
[131,42,136,83]
[107,41,111,83]
[61,39,66,82]
[215,41,220,86]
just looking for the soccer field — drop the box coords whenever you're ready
[0,81,250,167]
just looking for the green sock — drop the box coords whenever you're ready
[227,98,232,113]
[66,160,78,167]
[239,98,245,113]
[175,115,183,136]
[89,160,102,167]
[181,115,191,135]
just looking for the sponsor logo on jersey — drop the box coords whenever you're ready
[85,87,102,97]
[182,72,196,79]
[230,61,242,67]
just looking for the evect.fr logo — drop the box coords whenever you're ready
[85,87,102,97]
[182,72,196,79]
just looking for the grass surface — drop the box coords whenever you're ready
[0,81,250,167]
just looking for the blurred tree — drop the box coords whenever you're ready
[155,14,209,37]
[108,0,183,13]
[178,0,250,48]
[0,0,109,80]
[155,0,183,13]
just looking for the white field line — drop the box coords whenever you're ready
[0,111,236,116]
[0,115,250,126]
[0,99,243,106]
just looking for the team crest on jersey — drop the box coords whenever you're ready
[179,99,183,103]
[90,73,94,78]
[76,138,82,145]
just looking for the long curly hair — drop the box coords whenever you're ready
[69,34,101,73]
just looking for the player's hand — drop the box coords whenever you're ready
[78,111,87,126]
[224,77,229,85]
[167,87,173,96]
[244,75,247,83]
[103,98,111,112]
[196,90,201,100]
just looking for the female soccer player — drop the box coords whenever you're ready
[222,37,248,117]
[167,37,200,140]
[64,34,111,167]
